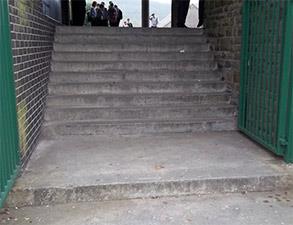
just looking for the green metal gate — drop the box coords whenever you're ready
[0,0,20,207]
[239,0,293,163]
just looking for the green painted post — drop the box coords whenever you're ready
[284,0,293,163]
[277,0,293,159]
[0,0,20,207]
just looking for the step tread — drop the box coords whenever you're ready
[45,116,236,126]
[47,92,230,98]
[46,103,235,110]
[49,80,226,86]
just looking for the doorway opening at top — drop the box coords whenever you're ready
[150,0,199,28]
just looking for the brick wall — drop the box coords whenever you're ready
[8,0,59,165]
[204,0,243,103]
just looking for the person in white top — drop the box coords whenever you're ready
[149,13,158,28]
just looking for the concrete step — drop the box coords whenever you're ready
[4,191,293,224]
[55,26,204,35]
[49,71,221,83]
[7,132,292,207]
[51,61,217,72]
[45,104,236,122]
[54,34,207,44]
[43,117,237,137]
[46,92,231,107]
[48,81,227,95]
[53,43,210,53]
[52,51,213,62]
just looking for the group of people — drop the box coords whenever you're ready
[70,0,205,28]
[89,1,123,27]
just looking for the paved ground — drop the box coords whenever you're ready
[1,191,293,225]
[12,131,291,189]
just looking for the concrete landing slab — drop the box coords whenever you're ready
[2,191,293,225]
[7,132,293,207]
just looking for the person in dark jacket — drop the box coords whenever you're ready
[114,5,123,27]
[90,1,98,26]
[71,0,86,26]
[99,2,109,26]
[108,1,117,27]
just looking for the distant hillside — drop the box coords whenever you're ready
[86,0,171,26]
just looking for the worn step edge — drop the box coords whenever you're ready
[55,27,204,35]
[46,92,231,107]
[7,175,292,207]
[42,117,237,138]
[44,104,236,122]
[49,71,221,82]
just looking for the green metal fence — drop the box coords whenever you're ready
[0,0,20,207]
[239,0,293,163]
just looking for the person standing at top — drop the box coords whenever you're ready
[127,18,133,27]
[99,2,109,26]
[149,13,158,28]
[108,1,117,27]
[114,5,123,27]
[90,1,98,26]
[71,0,86,26]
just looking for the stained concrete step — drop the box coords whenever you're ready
[55,26,204,35]
[43,117,237,137]
[48,81,227,95]
[46,92,231,107]
[54,34,207,44]
[53,43,210,53]
[52,51,213,62]
[45,104,236,122]
[4,191,293,225]
[51,61,217,72]
[7,132,293,207]
[49,71,221,83]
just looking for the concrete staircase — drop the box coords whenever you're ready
[44,27,236,137]
[6,28,293,211]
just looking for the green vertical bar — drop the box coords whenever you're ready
[247,1,257,131]
[239,0,249,128]
[268,1,280,146]
[252,1,261,134]
[0,0,20,208]
[263,0,275,143]
[282,0,293,162]
[271,1,282,147]
[255,0,265,138]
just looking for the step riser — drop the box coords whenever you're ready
[56,27,204,35]
[49,72,220,83]
[45,106,235,122]
[48,83,226,95]
[47,94,230,107]
[54,35,207,44]
[51,62,217,72]
[7,175,289,207]
[52,52,213,62]
[54,43,210,53]
[44,119,237,137]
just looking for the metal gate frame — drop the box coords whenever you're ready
[239,0,293,163]
[0,0,20,207]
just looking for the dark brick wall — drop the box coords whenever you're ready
[8,0,59,165]
[204,0,243,103]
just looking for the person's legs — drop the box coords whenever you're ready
[197,0,205,27]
